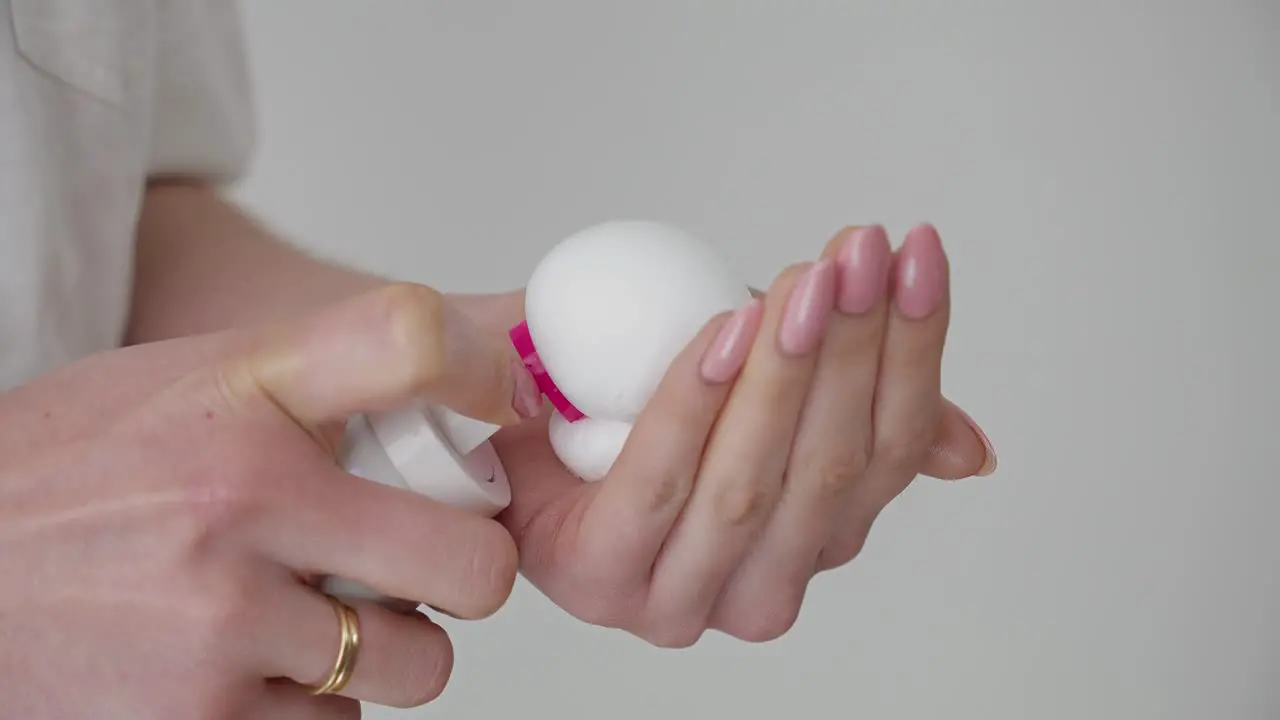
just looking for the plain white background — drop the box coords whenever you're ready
[233,2,1278,718]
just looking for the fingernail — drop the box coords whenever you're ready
[893,223,948,320]
[837,225,892,314]
[778,259,837,356]
[511,358,543,419]
[701,298,764,383]
[956,407,998,476]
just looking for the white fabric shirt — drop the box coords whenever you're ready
[0,0,254,390]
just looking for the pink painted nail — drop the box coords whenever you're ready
[778,259,838,356]
[511,358,544,419]
[956,406,998,476]
[701,298,764,383]
[837,225,892,314]
[893,223,948,320]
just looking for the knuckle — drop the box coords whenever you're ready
[206,361,255,411]
[187,569,259,655]
[571,597,626,629]
[637,605,710,649]
[798,453,868,500]
[172,469,261,549]
[565,581,641,629]
[374,283,450,391]
[873,427,932,470]
[710,477,780,528]
[756,377,801,413]
[641,465,692,515]
[642,623,706,650]
[817,531,870,572]
[565,598,608,627]
[726,598,802,643]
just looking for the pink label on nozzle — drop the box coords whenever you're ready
[509,321,586,423]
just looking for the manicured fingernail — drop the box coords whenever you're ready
[893,223,948,320]
[837,225,892,314]
[701,299,764,383]
[511,358,543,419]
[957,407,997,476]
[778,259,838,356]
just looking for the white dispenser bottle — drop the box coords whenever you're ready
[320,403,511,604]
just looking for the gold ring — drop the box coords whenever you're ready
[310,594,361,696]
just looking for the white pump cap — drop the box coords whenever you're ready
[428,404,501,457]
[364,402,511,517]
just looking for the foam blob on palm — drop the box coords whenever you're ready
[511,220,752,481]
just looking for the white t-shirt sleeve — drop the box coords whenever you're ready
[147,1,256,184]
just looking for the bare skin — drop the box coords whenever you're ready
[0,183,997,714]
[0,285,539,717]
[466,224,995,646]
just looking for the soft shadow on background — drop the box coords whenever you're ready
[232,2,1278,718]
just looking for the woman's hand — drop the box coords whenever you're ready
[0,284,540,717]
[469,223,996,647]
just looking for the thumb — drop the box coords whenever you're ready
[920,397,998,480]
[221,283,542,431]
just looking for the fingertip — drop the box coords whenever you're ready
[460,519,521,620]
[819,224,870,260]
[958,408,998,477]
[926,399,997,480]
[419,297,539,427]
[892,225,950,321]
[699,300,765,384]
[446,290,543,425]
[514,357,545,419]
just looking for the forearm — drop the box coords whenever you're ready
[126,181,387,343]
